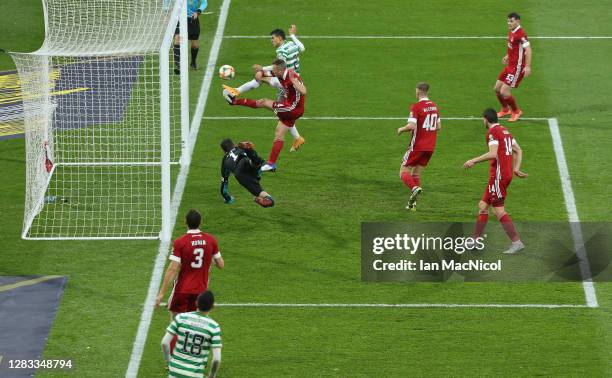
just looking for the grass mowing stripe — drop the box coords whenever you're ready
[548,118,598,308]
[125,1,232,376]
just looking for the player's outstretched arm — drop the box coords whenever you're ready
[213,253,225,269]
[289,24,305,52]
[209,347,222,378]
[463,144,498,168]
[512,140,528,177]
[155,261,180,308]
[220,177,234,204]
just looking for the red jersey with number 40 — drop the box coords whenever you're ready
[407,98,440,151]
[486,124,516,180]
[170,230,220,294]
[507,26,529,68]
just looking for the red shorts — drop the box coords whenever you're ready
[402,150,433,167]
[274,109,303,127]
[498,65,525,88]
[168,292,198,313]
[482,176,512,207]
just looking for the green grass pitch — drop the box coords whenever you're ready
[1,0,612,376]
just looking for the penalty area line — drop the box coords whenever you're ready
[215,303,589,309]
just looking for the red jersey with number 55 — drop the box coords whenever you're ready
[507,26,529,68]
[169,229,220,294]
[407,98,440,151]
[486,124,516,180]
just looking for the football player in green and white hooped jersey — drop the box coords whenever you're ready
[161,291,222,378]
[223,25,307,152]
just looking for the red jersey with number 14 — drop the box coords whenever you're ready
[485,124,516,180]
[407,98,440,151]
[170,229,220,294]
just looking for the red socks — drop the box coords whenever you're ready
[474,213,489,238]
[268,140,284,164]
[505,95,519,112]
[400,172,416,190]
[412,175,421,187]
[496,93,508,109]
[499,213,520,242]
[234,98,258,108]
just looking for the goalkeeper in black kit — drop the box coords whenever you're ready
[220,138,275,207]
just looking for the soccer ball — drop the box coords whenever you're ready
[219,65,235,80]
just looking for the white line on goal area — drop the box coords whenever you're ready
[215,303,589,309]
[224,35,612,40]
[548,118,598,308]
[125,1,232,377]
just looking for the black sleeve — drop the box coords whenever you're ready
[244,148,265,168]
[220,156,232,202]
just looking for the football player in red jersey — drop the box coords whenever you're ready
[397,82,441,211]
[495,12,532,122]
[155,209,224,316]
[224,59,307,173]
[463,109,528,254]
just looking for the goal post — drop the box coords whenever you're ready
[11,0,190,240]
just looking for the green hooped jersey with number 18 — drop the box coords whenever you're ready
[167,311,222,378]
[276,40,301,72]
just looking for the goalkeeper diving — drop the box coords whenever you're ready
[220,138,275,208]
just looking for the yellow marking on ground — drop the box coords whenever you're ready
[0,122,24,137]
[0,275,63,293]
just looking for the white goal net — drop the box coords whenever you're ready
[11,0,190,240]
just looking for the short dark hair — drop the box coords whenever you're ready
[272,59,286,69]
[270,28,286,40]
[185,209,201,229]
[220,138,234,153]
[416,82,430,93]
[507,12,520,20]
[197,290,215,312]
[482,108,499,123]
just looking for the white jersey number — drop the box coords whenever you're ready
[191,248,204,268]
[422,114,438,131]
[504,137,513,156]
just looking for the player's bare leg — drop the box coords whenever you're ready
[259,76,305,150]
[262,121,291,172]
[254,190,275,208]
[491,205,524,253]
[496,81,522,122]
[400,165,423,210]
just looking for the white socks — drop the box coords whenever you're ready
[237,79,260,94]
[289,127,301,140]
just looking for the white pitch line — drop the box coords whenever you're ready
[125,1,232,377]
[548,118,598,308]
[216,303,589,309]
[202,116,550,121]
[225,35,612,40]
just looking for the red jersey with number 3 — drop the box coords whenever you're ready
[170,229,220,294]
[407,98,440,151]
[507,26,529,68]
[486,124,516,180]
